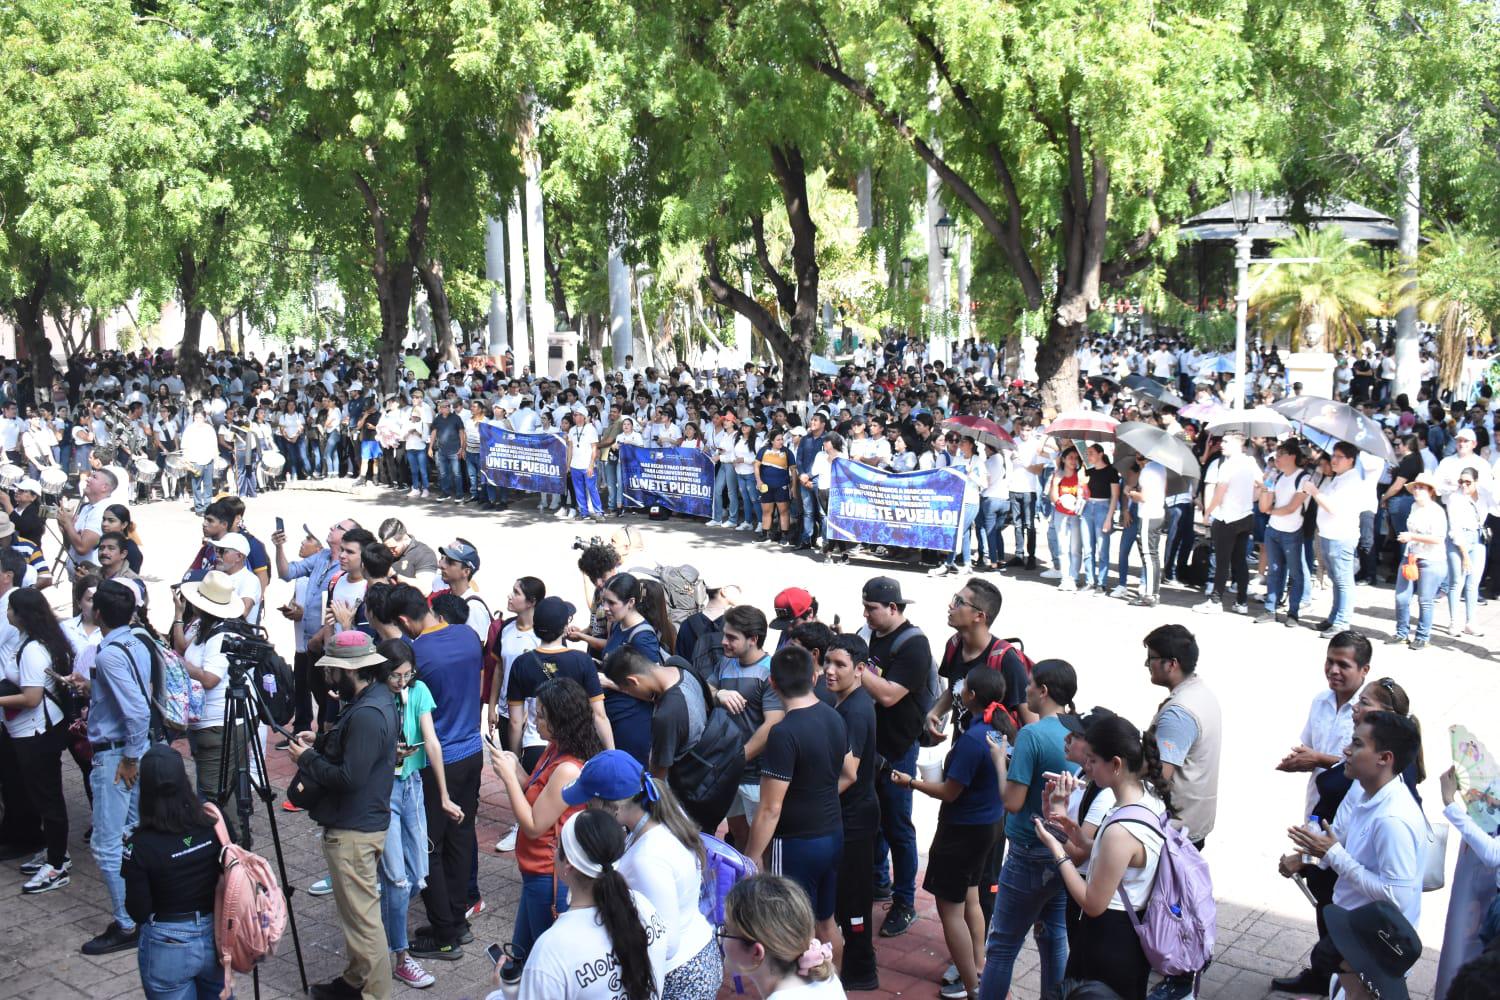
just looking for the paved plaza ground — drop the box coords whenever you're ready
[1,480,1493,999]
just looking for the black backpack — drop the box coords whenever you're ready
[665,657,747,808]
[213,621,296,728]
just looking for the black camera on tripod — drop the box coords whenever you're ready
[217,625,296,729]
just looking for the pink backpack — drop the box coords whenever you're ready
[204,803,287,989]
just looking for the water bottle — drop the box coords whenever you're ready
[1300,815,1320,866]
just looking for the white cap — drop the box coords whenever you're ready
[15,478,40,494]
[212,532,251,556]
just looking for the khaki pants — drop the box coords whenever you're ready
[322,827,391,999]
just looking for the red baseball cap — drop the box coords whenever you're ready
[771,587,815,629]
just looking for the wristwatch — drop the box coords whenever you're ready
[122,756,139,766]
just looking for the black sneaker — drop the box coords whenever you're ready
[879,900,916,937]
[1024,557,1037,571]
[414,923,474,945]
[310,977,362,1000]
[81,921,139,955]
[1005,557,1024,568]
[408,934,464,961]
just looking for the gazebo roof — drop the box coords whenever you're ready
[1179,194,1399,246]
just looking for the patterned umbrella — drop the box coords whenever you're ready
[1043,409,1118,442]
[1178,401,1228,422]
[943,415,1015,451]
[1272,396,1395,463]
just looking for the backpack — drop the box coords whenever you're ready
[213,621,296,728]
[856,624,940,715]
[1103,803,1216,978]
[666,658,747,808]
[653,564,707,625]
[698,831,757,925]
[939,635,1033,731]
[203,802,287,991]
[141,632,204,734]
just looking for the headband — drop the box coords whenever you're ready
[560,812,608,881]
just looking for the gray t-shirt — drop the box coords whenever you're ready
[709,653,782,781]
[649,668,707,772]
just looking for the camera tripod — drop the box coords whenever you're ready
[212,663,309,997]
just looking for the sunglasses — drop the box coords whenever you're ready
[1459,479,1475,486]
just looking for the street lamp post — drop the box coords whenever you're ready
[1229,190,1257,410]
[936,214,955,366]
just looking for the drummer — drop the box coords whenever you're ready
[0,518,51,589]
[0,476,45,544]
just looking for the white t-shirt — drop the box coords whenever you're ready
[1315,469,1362,542]
[330,574,368,636]
[186,630,232,730]
[1006,439,1042,493]
[496,620,540,720]
[68,501,106,568]
[2,639,61,737]
[1136,462,1167,519]
[227,567,263,626]
[568,422,599,471]
[619,824,714,972]
[517,891,668,1000]
[1267,470,1309,533]
[1213,453,1261,522]
[767,978,849,1000]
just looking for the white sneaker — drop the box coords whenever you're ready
[1232,603,1248,614]
[420,489,430,498]
[20,851,69,876]
[1040,569,1062,580]
[1192,600,1222,614]
[408,489,420,498]
[1058,578,1077,592]
[927,564,951,577]
[308,876,334,896]
[735,523,752,532]
[1077,584,1093,595]
[21,864,69,894]
[537,499,547,511]
[1109,585,1128,598]
[495,825,518,853]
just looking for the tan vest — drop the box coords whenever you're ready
[1155,673,1222,842]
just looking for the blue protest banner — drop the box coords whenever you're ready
[826,458,965,551]
[479,424,567,494]
[619,444,714,517]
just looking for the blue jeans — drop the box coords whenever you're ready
[1080,499,1112,587]
[1320,537,1358,628]
[277,436,305,479]
[322,432,341,476]
[1009,491,1038,559]
[90,747,140,931]
[1395,558,1446,642]
[978,496,1008,564]
[979,841,1069,1000]
[872,743,918,907]
[512,871,569,965]
[1386,495,1414,562]
[380,773,429,954]
[737,473,761,528]
[465,451,485,498]
[1164,500,1195,580]
[1114,503,1139,589]
[138,915,224,1000]
[74,443,93,474]
[1264,526,1306,617]
[602,456,620,510]
[949,502,980,566]
[405,449,429,491]
[1447,537,1487,628]
[191,463,214,512]
[570,468,602,518]
[712,460,739,524]
[1051,510,1081,579]
[799,477,819,541]
[434,452,462,496]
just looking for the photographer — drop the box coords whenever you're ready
[171,570,252,838]
[59,468,113,575]
[287,630,399,1000]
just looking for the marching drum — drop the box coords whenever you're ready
[134,457,160,484]
[0,464,23,490]
[38,466,68,497]
[165,453,192,475]
[260,451,286,476]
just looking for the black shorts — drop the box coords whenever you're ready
[921,820,1001,904]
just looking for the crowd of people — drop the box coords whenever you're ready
[0,334,1495,1000]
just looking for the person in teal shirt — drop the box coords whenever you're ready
[377,640,462,987]
[977,659,1081,1000]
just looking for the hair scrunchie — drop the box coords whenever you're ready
[797,939,833,975]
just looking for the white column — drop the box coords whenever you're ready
[524,151,553,378]
[608,241,633,367]
[506,193,527,372]
[484,215,509,354]
[1394,130,1421,400]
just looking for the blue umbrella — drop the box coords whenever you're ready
[1202,355,1236,374]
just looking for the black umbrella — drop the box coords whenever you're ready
[1114,422,1203,481]
[1122,374,1188,410]
[1272,396,1396,464]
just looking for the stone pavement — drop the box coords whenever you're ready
[0,480,1485,999]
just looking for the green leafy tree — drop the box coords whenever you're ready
[1249,226,1386,351]
[1406,230,1500,392]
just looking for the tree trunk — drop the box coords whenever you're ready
[177,245,207,399]
[353,153,432,394]
[417,259,459,367]
[543,236,572,332]
[1035,315,1083,413]
[10,257,54,405]
[220,312,236,352]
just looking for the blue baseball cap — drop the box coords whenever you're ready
[561,750,648,806]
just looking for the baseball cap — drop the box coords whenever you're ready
[1059,705,1119,738]
[14,478,40,495]
[1456,427,1477,442]
[561,749,650,806]
[861,576,914,607]
[533,596,576,637]
[212,532,250,556]
[770,587,815,630]
[439,540,480,572]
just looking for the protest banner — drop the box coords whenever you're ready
[826,458,965,551]
[619,443,715,517]
[479,424,567,494]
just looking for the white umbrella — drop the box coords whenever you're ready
[1206,406,1293,439]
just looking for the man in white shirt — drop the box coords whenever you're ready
[1003,422,1045,570]
[1275,631,1370,818]
[1196,433,1263,615]
[213,533,264,626]
[1279,711,1425,993]
[1149,344,1176,384]
[1257,440,1311,625]
[59,468,112,574]
[566,416,602,520]
[1301,442,1364,637]
[181,407,220,514]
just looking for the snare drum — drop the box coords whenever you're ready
[165,453,192,476]
[259,451,286,475]
[0,464,22,490]
[134,457,160,484]
[38,466,67,496]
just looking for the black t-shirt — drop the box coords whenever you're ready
[941,636,1028,717]
[867,622,932,760]
[506,648,602,704]
[650,668,706,772]
[835,687,880,836]
[1083,464,1120,501]
[1394,452,1423,487]
[761,701,847,840]
[122,820,222,925]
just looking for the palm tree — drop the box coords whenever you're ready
[1398,230,1500,393]
[1249,226,1386,352]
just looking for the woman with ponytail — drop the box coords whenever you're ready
[1035,714,1167,999]
[561,749,722,999]
[722,873,846,998]
[512,808,668,1000]
[890,666,1013,999]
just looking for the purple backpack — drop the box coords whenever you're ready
[1104,803,1216,977]
[698,832,757,925]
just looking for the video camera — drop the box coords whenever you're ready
[216,623,295,729]
[572,534,606,551]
